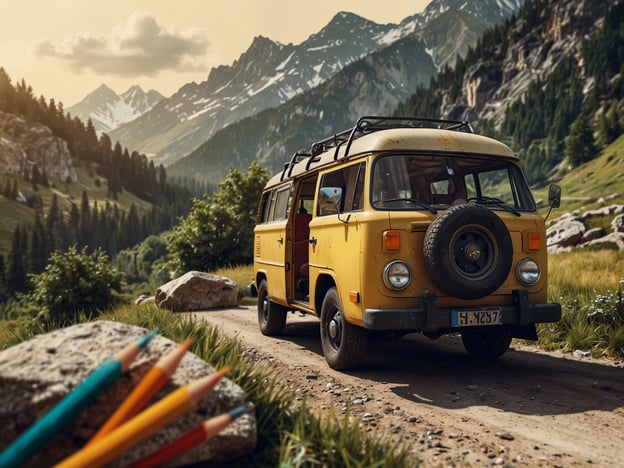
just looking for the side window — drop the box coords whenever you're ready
[272,186,291,221]
[464,173,477,199]
[430,179,450,195]
[317,163,365,216]
[259,192,272,223]
[260,185,292,223]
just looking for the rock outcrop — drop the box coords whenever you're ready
[155,271,238,312]
[0,110,78,183]
[547,203,624,252]
[442,0,610,128]
[0,321,256,467]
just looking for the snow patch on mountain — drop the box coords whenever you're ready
[66,84,164,134]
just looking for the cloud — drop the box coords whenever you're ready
[32,11,209,77]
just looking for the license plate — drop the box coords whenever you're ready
[452,309,502,327]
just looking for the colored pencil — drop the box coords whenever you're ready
[54,367,231,468]
[88,337,193,445]
[0,328,158,468]
[130,405,249,468]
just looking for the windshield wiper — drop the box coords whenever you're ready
[468,196,521,216]
[378,197,437,214]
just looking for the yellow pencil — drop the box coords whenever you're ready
[54,367,230,468]
[130,405,249,468]
[0,328,158,468]
[88,337,194,445]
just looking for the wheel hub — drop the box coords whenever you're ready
[463,243,481,262]
[328,311,342,342]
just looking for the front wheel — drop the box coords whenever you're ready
[257,280,287,336]
[320,287,368,370]
[461,328,512,359]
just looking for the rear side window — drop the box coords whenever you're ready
[259,184,292,223]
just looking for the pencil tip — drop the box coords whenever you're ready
[181,337,194,350]
[138,328,159,349]
[228,405,249,420]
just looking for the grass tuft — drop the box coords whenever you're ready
[0,304,414,467]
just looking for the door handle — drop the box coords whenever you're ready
[309,237,317,246]
[277,236,284,244]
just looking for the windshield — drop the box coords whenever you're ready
[371,154,536,212]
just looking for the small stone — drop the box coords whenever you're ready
[496,432,514,441]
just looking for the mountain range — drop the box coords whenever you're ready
[66,84,164,135]
[105,0,523,166]
[165,0,611,185]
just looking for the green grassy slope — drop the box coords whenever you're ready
[532,135,624,214]
[0,167,152,256]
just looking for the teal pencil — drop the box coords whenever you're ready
[0,327,158,467]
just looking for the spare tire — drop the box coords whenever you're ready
[423,203,512,299]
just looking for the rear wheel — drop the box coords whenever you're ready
[320,287,368,370]
[461,328,512,359]
[257,280,287,336]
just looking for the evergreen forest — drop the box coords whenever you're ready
[0,69,208,303]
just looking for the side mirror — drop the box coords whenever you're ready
[318,187,343,215]
[548,184,561,209]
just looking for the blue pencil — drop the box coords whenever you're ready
[0,327,158,467]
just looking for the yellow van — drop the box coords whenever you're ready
[250,116,561,370]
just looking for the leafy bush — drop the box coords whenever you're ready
[25,246,124,325]
[166,162,268,274]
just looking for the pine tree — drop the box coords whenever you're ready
[0,254,6,299]
[79,190,91,248]
[6,225,27,295]
[565,113,598,166]
[29,210,48,275]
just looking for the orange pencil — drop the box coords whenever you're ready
[88,337,194,444]
[54,367,230,468]
[130,405,249,468]
[0,328,157,468]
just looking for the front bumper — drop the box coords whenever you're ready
[363,290,561,332]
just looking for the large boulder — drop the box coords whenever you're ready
[156,271,238,312]
[582,232,624,251]
[612,214,624,233]
[546,215,586,252]
[580,204,624,220]
[0,321,256,467]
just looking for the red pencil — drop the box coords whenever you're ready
[129,405,249,468]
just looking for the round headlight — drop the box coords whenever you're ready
[516,257,541,285]
[383,261,411,290]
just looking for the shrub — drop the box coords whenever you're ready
[166,162,268,274]
[26,246,124,325]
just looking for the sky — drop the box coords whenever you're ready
[2,1,430,108]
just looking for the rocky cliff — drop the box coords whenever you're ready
[442,0,611,127]
[0,111,77,183]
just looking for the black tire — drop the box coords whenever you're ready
[461,328,512,359]
[257,280,287,336]
[320,287,368,370]
[423,204,513,299]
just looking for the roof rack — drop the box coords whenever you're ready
[280,115,474,181]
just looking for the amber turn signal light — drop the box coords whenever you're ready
[383,230,400,251]
[527,231,541,251]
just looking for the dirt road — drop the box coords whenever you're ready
[190,306,623,467]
